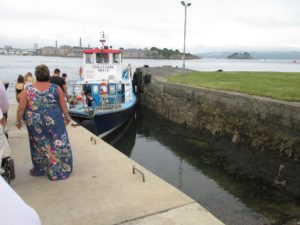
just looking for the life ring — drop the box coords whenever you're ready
[100,82,107,95]
[76,95,83,102]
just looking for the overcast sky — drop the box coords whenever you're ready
[1,0,300,53]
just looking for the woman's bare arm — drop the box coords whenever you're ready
[57,87,71,124]
[16,90,27,129]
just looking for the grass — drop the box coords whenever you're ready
[167,71,300,102]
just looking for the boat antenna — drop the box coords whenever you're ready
[99,31,107,48]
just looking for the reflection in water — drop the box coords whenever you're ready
[105,106,300,225]
[103,115,136,156]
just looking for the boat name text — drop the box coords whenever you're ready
[93,65,114,72]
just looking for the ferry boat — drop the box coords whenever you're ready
[68,32,137,137]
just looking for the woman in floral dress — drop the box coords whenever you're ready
[16,64,72,180]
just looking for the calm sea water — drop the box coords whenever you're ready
[1,55,300,224]
[1,55,300,83]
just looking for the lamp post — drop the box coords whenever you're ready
[181,1,191,70]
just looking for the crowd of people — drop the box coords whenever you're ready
[1,65,73,182]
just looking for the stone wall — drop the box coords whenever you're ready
[138,67,300,197]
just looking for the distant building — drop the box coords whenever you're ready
[42,46,58,56]
[35,48,42,55]
[34,43,38,49]
[39,45,88,57]
[16,49,37,56]
[0,48,6,55]
[122,48,152,58]
[4,45,12,51]
[59,45,72,56]
[69,47,85,57]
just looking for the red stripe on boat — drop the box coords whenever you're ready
[83,48,122,54]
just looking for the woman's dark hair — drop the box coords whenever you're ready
[17,74,25,83]
[35,64,50,82]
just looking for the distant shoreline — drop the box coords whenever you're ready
[0,54,200,60]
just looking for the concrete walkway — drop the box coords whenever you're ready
[7,104,224,225]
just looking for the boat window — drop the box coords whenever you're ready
[85,54,92,64]
[96,53,109,63]
[113,53,120,63]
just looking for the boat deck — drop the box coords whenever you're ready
[7,103,224,225]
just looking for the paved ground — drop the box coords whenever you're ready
[7,103,224,225]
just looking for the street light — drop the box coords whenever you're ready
[180,1,191,70]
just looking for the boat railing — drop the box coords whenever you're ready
[123,87,134,101]
[122,70,130,80]
[68,83,124,112]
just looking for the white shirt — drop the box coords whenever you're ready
[0,177,41,225]
[0,83,9,119]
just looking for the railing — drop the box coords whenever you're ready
[6,81,133,111]
[68,83,127,112]
[122,70,130,80]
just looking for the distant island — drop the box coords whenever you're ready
[227,52,253,59]
[199,51,300,60]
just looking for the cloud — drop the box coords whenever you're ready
[1,0,300,52]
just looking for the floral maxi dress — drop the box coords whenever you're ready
[24,84,73,180]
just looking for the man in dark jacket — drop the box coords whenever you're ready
[50,68,67,92]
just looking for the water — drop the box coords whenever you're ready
[126,58,300,73]
[106,107,300,225]
[0,55,82,101]
[1,55,300,224]
[1,55,300,83]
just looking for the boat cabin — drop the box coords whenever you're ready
[81,48,123,82]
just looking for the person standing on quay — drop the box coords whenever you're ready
[15,74,25,103]
[16,64,73,180]
[50,68,67,94]
[24,72,34,86]
[62,73,67,81]
[61,73,68,96]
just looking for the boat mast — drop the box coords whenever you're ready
[99,31,107,49]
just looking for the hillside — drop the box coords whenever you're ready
[199,51,300,59]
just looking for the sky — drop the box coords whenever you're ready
[1,0,300,53]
